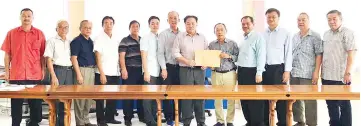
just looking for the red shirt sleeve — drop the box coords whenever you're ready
[39,31,46,56]
[1,31,11,54]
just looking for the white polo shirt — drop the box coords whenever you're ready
[93,31,121,76]
[140,32,160,77]
[43,35,72,66]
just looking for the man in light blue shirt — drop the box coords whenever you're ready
[237,16,266,126]
[262,8,292,126]
[140,16,161,126]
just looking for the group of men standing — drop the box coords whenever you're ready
[1,7,356,126]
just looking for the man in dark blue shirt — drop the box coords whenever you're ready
[70,20,97,126]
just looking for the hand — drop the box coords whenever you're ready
[50,75,59,86]
[312,72,319,85]
[5,71,9,82]
[161,69,168,80]
[219,53,230,59]
[100,73,107,84]
[201,66,207,70]
[121,69,128,80]
[282,71,290,83]
[76,75,84,84]
[187,60,196,67]
[255,75,262,83]
[344,73,351,85]
[144,72,150,83]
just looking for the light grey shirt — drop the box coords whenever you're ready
[263,26,293,72]
[208,38,239,71]
[322,26,357,81]
[291,29,322,79]
[157,28,180,69]
[140,32,160,77]
[172,32,208,67]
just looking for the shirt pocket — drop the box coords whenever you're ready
[32,40,42,50]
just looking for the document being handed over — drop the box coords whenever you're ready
[194,50,222,67]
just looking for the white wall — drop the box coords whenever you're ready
[84,0,243,43]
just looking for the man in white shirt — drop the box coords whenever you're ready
[94,16,122,126]
[43,20,73,126]
[140,16,161,126]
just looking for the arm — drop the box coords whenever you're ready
[119,38,128,79]
[157,32,167,70]
[230,41,239,62]
[1,31,11,82]
[343,31,357,84]
[70,40,83,84]
[312,34,323,84]
[39,31,46,80]
[43,39,58,85]
[173,34,192,66]
[256,36,267,76]
[140,36,150,82]
[284,32,293,72]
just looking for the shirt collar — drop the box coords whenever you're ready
[267,26,280,32]
[167,28,179,34]
[186,32,199,36]
[244,30,255,38]
[331,25,344,33]
[216,38,229,43]
[298,29,313,37]
[127,34,141,41]
[102,30,112,39]
[55,34,69,42]
[78,34,92,41]
[17,26,35,33]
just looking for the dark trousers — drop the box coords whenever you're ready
[53,66,74,126]
[262,64,286,126]
[322,79,352,126]
[9,80,43,126]
[143,76,161,125]
[95,73,120,123]
[238,66,265,126]
[122,66,144,121]
[161,63,180,121]
[179,67,205,125]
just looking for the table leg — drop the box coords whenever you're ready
[60,99,72,126]
[269,100,277,126]
[174,99,179,126]
[44,99,56,126]
[287,100,296,126]
[156,99,162,126]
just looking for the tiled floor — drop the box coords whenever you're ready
[0,100,360,126]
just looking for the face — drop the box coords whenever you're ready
[130,23,139,35]
[185,17,197,34]
[215,24,226,39]
[103,19,114,33]
[327,13,342,30]
[149,19,160,33]
[241,18,254,34]
[80,21,92,37]
[168,12,179,28]
[20,10,33,25]
[297,14,309,30]
[56,21,69,37]
[266,11,279,27]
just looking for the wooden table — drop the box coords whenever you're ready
[165,85,360,126]
[0,85,57,126]
[47,85,167,126]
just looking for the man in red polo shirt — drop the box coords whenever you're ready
[1,8,46,126]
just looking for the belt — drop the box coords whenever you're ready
[166,63,179,67]
[79,65,96,68]
[214,68,236,73]
[53,65,73,70]
[180,66,202,69]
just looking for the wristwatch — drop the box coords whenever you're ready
[345,72,351,76]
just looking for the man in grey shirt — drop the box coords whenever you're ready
[172,15,208,126]
[291,13,322,126]
[322,10,357,126]
[157,11,181,125]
